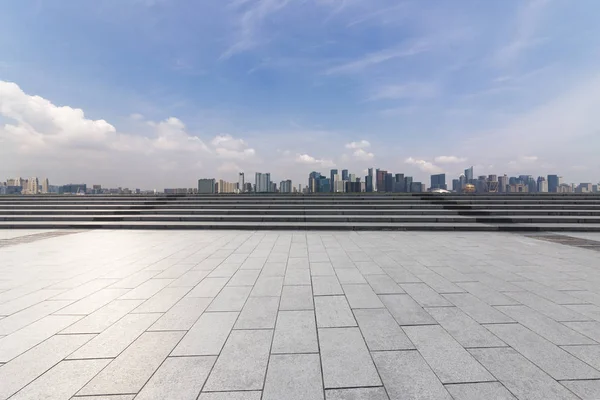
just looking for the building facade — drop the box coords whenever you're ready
[198,178,216,194]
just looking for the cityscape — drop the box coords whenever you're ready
[2,166,598,195]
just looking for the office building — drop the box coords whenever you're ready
[410,182,422,193]
[576,183,593,193]
[218,180,236,194]
[334,175,345,193]
[537,177,548,193]
[255,172,271,193]
[464,166,474,182]
[547,175,560,193]
[366,168,374,192]
[404,176,413,192]
[280,180,292,193]
[330,169,338,192]
[509,184,528,193]
[238,173,245,193]
[341,169,349,181]
[385,172,394,192]
[430,174,447,190]
[309,171,321,193]
[244,182,253,193]
[198,178,216,194]
[27,177,39,194]
[60,184,86,194]
[376,169,387,192]
[41,178,49,194]
[498,175,509,193]
[452,179,460,192]
[394,173,405,193]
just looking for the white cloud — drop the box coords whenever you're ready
[434,156,467,164]
[345,140,370,149]
[211,134,248,151]
[295,153,334,167]
[215,147,256,160]
[404,157,443,174]
[325,40,429,74]
[352,149,374,161]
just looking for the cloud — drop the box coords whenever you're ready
[345,140,370,149]
[352,149,374,161]
[492,0,551,68]
[221,0,291,59]
[211,134,248,151]
[215,147,256,160]
[405,157,443,174]
[325,40,429,74]
[295,153,334,167]
[434,156,467,164]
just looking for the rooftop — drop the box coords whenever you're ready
[1,229,600,399]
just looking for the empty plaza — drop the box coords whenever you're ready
[1,229,600,399]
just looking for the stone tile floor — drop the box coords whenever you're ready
[0,230,600,399]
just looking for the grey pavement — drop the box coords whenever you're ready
[1,229,600,399]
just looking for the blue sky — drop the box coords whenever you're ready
[1,0,599,188]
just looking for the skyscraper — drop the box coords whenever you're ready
[309,171,321,193]
[464,166,474,183]
[385,172,394,192]
[498,175,509,193]
[376,169,387,192]
[366,168,374,192]
[548,175,559,193]
[238,173,245,193]
[394,173,405,192]
[198,178,216,194]
[41,178,49,194]
[255,173,271,193]
[341,169,349,181]
[330,169,338,193]
[537,176,548,193]
[430,174,447,190]
[404,176,413,192]
[280,180,292,193]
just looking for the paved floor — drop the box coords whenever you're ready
[1,230,600,400]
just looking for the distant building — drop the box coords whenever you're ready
[255,172,271,193]
[345,181,361,193]
[238,173,245,193]
[464,166,474,182]
[198,178,216,194]
[404,176,413,192]
[60,184,86,194]
[558,184,573,193]
[410,181,422,193]
[330,169,338,193]
[537,177,548,193]
[218,180,236,193]
[452,179,460,192]
[41,178,49,194]
[376,169,387,192]
[576,183,593,193]
[366,168,374,192]
[508,184,528,193]
[498,175,509,193]
[430,174,447,190]
[280,180,292,193]
[385,172,394,192]
[341,169,349,181]
[547,175,560,193]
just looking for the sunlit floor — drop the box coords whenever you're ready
[1,230,599,399]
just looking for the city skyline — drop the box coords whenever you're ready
[4,165,597,195]
[1,1,600,187]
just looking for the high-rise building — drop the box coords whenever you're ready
[430,174,447,190]
[404,176,413,192]
[255,172,271,193]
[366,168,374,192]
[452,179,460,192]
[330,169,338,193]
[394,173,405,193]
[385,172,394,192]
[244,182,253,192]
[537,177,548,193]
[218,180,237,193]
[198,178,216,194]
[341,169,349,181]
[464,166,474,182]
[410,181,422,193]
[309,171,321,193]
[547,175,559,193]
[41,178,49,194]
[498,175,509,193]
[333,174,345,192]
[27,177,39,194]
[376,169,387,192]
[280,180,292,193]
[238,173,245,193]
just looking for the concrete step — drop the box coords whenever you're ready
[2,214,600,223]
[2,220,600,231]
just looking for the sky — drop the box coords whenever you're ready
[1,0,599,189]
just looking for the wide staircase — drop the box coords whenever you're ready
[1,193,600,231]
